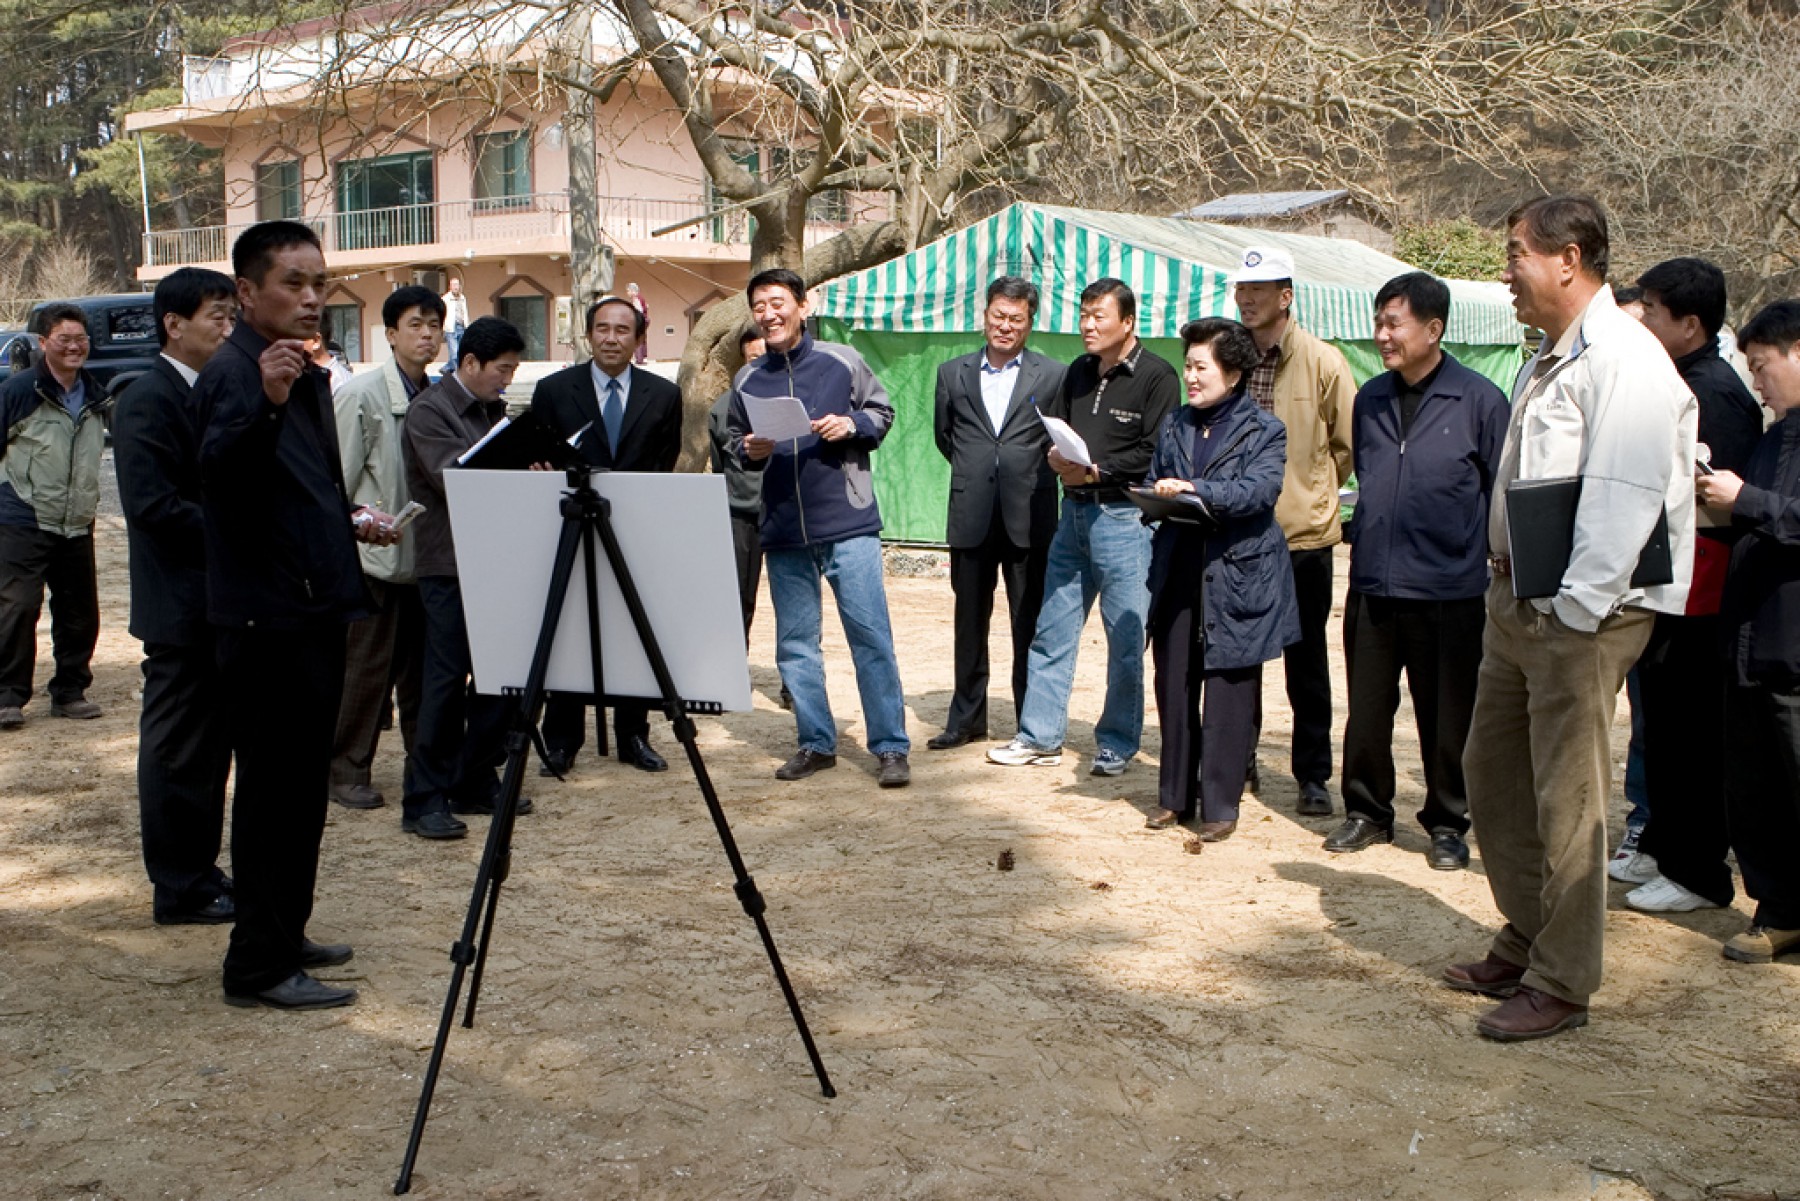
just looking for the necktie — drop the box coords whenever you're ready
[602,378,623,455]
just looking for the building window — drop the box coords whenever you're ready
[497,294,547,360]
[256,160,302,222]
[335,151,435,250]
[323,303,363,362]
[473,131,531,211]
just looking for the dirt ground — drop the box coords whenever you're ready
[2,465,1797,1201]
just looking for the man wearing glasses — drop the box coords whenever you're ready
[0,304,107,729]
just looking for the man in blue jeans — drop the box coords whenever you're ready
[726,268,911,787]
[988,278,1180,776]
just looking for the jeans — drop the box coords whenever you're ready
[1016,500,1151,758]
[765,535,909,756]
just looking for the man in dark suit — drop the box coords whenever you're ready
[112,267,238,925]
[930,276,1065,749]
[531,295,683,775]
[195,220,399,1010]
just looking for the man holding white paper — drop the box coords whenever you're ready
[988,278,1179,777]
[726,268,912,787]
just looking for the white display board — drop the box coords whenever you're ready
[444,469,753,711]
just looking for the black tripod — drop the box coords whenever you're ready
[395,465,835,1195]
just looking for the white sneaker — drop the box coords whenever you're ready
[1608,847,1660,885]
[987,739,1062,767]
[1626,875,1722,913]
[1089,748,1129,777]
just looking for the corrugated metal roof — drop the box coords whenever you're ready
[813,202,1521,346]
[1175,190,1352,220]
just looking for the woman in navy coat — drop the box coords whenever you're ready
[1144,318,1300,842]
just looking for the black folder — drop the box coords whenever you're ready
[1127,486,1216,528]
[1504,476,1673,600]
[454,410,581,472]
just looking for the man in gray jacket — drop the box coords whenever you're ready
[328,284,443,811]
[1445,195,1696,1041]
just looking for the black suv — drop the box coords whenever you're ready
[26,293,160,399]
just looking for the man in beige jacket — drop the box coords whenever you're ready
[1233,246,1356,817]
[327,284,443,810]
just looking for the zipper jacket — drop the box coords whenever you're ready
[1346,353,1509,601]
[724,330,894,552]
[1144,390,1301,671]
[0,365,107,537]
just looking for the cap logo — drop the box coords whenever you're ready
[1244,251,1263,267]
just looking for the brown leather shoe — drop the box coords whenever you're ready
[1198,820,1237,843]
[1145,808,1183,830]
[1442,953,1526,998]
[1476,985,1589,1042]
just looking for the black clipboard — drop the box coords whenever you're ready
[1127,486,1215,527]
[455,410,582,472]
[1505,476,1673,599]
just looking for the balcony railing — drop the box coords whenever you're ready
[143,191,863,268]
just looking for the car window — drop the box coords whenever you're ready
[106,305,158,344]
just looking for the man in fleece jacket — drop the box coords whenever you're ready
[726,268,911,788]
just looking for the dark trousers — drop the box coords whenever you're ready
[543,695,648,762]
[731,513,763,638]
[945,511,1049,737]
[1724,681,1800,930]
[138,637,231,917]
[1252,546,1334,785]
[329,578,423,792]
[1151,585,1261,822]
[1638,614,1733,904]
[0,526,98,708]
[411,576,508,818]
[217,624,345,995]
[1339,591,1482,835]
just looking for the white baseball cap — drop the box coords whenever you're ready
[1231,246,1297,285]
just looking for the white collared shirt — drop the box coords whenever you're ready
[591,361,631,417]
[161,353,199,388]
[977,351,1022,433]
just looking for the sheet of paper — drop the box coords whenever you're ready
[745,395,815,441]
[455,416,510,465]
[1038,411,1093,468]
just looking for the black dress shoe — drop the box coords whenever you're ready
[1145,808,1184,830]
[538,750,574,778]
[450,792,534,817]
[877,751,911,788]
[1296,780,1335,817]
[330,783,385,810]
[775,748,836,781]
[620,735,668,773]
[1323,814,1393,853]
[154,894,236,926]
[1198,819,1237,843]
[300,939,354,968]
[926,728,984,751]
[223,971,356,1010]
[402,810,469,840]
[1427,828,1471,871]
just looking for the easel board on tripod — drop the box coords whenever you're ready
[445,469,753,711]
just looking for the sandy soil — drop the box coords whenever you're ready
[2,464,1796,1201]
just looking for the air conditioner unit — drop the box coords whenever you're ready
[411,268,447,294]
[554,295,574,344]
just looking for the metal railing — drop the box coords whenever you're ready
[143,191,863,268]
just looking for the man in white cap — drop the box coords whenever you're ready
[1232,245,1356,818]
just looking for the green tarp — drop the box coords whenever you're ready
[813,202,1526,544]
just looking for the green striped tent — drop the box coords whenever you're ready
[813,201,1525,543]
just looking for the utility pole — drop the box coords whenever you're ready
[564,1,612,359]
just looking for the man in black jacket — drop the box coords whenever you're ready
[112,267,238,925]
[196,221,397,1010]
[1614,258,1768,916]
[1697,299,1800,964]
[1325,273,1507,871]
[530,295,683,775]
[929,277,1065,749]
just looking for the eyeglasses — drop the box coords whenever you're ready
[46,335,91,349]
